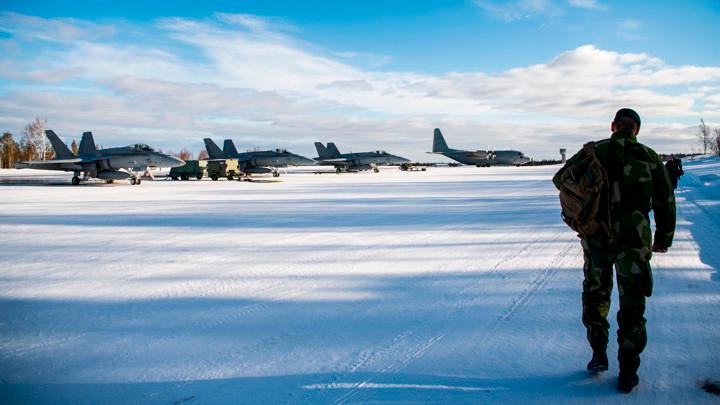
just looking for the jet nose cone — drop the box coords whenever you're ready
[167,156,185,168]
[292,154,316,165]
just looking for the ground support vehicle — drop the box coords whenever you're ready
[170,160,207,180]
[207,159,240,181]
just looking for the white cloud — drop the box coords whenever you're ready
[619,19,641,30]
[0,13,716,160]
[474,0,562,21]
[0,12,116,42]
[567,0,606,10]
[617,19,644,40]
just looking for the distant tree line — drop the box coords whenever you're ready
[1,117,57,168]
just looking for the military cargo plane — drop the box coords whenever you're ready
[15,130,184,185]
[430,128,531,166]
[313,142,410,173]
[203,138,315,177]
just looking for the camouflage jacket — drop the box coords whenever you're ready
[554,130,676,251]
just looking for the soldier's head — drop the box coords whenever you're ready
[611,108,641,136]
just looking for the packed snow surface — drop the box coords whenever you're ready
[0,158,718,404]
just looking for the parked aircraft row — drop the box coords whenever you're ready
[15,129,530,184]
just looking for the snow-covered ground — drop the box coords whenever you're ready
[0,159,718,404]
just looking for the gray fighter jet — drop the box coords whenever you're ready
[313,142,410,173]
[203,138,316,177]
[430,128,531,166]
[15,130,184,185]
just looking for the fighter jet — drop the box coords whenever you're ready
[430,128,531,167]
[203,138,315,177]
[313,142,410,173]
[15,130,184,185]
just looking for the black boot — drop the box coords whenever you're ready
[617,349,640,393]
[586,351,608,373]
[617,372,639,393]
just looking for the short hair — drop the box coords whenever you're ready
[613,115,638,132]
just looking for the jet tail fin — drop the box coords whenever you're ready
[314,142,332,159]
[44,130,75,159]
[79,131,98,155]
[223,139,239,157]
[203,138,226,159]
[433,128,450,153]
[326,142,341,157]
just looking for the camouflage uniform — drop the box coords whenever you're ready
[554,130,676,377]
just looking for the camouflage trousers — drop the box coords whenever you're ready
[581,239,654,375]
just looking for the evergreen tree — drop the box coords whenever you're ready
[1,132,19,168]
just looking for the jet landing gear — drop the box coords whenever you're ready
[272,171,280,178]
[125,169,142,185]
[71,176,81,185]
[373,167,380,173]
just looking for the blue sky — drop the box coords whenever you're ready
[1,1,719,159]
[7,0,720,71]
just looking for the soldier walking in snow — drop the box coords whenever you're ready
[553,108,676,393]
[664,155,684,189]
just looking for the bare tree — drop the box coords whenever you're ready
[713,128,720,156]
[697,118,712,155]
[198,149,209,160]
[22,117,50,160]
[178,148,193,161]
[18,136,33,161]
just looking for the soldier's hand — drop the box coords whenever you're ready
[652,244,668,253]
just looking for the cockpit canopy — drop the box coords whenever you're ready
[375,150,387,154]
[275,148,287,153]
[131,144,155,152]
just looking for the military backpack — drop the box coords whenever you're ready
[553,142,613,239]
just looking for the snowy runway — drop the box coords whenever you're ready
[1,162,718,403]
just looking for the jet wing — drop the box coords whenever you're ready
[28,158,84,164]
[319,158,351,163]
[15,158,85,170]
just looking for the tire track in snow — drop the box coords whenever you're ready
[329,229,575,404]
[497,239,576,323]
[155,205,474,394]
[325,227,549,382]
